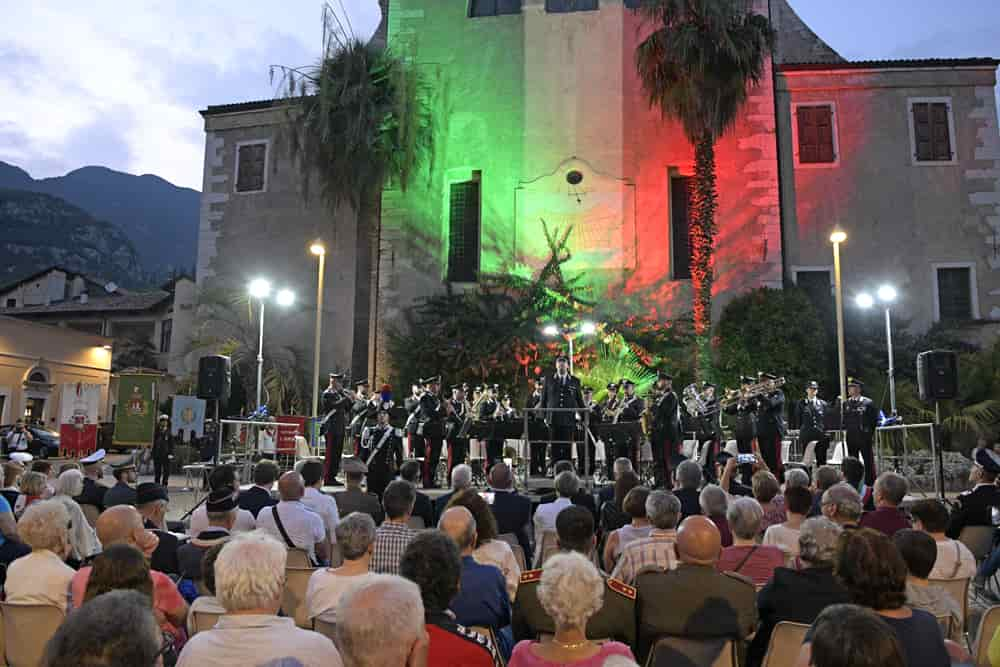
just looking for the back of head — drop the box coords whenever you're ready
[698,484,728,518]
[31,460,52,476]
[835,527,907,610]
[277,471,305,502]
[784,485,814,516]
[784,467,810,490]
[208,464,238,492]
[840,457,865,487]
[299,460,324,488]
[676,460,702,490]
[810,604,905,667]
[400,460,421,484]
[336,574,425,667]
[215,532,287,613]
[95,505,141,547]
[727,496,764,540]
[400,530,461,613]
[909,498,949,533]
[537,552,604,631]
[553,460,575,476]
[675,515,722,565]
[19,499,69,552]
[645,490,682,530]
[42,590,161,667]
[56,468,84,497]
[614,471,640,508]
[815,465,841,491]
[751,471,780,504]
[84,544,152,604]
[19,471,46,496]
[612,457,634,480]
[2,462,22,488]
[622,486,650,519]
[892,528,937,580]
[451,464,473,491]
[438,506,477,552]
[798,517,842,566]
[487,462,513,490]
[822,483,862,523]
[446,489,498,544]
[556,505,595,554]
[253,459,280,487]
[336,512,377,561]
[555,470,580,498]
[875,472,908,506]
[383,480,416,520]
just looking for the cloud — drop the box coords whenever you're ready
[0,0,382,190]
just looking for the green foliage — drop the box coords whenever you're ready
[112,334,159,373]
[575,335,657,403]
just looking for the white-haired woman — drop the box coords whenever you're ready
[717,497,784,587]
[5,500,74,610]
[509,552,635,666]
[51,469,101,564]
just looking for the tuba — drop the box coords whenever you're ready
[682,384,708,417]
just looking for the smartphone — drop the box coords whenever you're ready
[736,453,757,465]
[479,492,495,505]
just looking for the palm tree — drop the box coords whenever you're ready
[272,3,431,382]
[635,0,774,378]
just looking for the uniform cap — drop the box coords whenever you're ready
[847,377,863,388]
[80,449,106,465]
[657,370,673,381]
[606,382,618,390]
[136,482,168,505]
[328,372,345,379]
[206,488,237,512]
[806,381,819,389]
[9,452,32,464]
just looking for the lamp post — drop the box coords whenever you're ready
[248,279,296,411]
[830,230,848,410]
[855,284,899,415]
[310,241,327,418]
[542,321,596,374]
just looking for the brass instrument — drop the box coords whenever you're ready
[456,394,485,439]
[718,377,785,410]
[682,383,719,418]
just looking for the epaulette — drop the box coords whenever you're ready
[606,577,636,600]
[520,569,542,584]
[722,570,754,587]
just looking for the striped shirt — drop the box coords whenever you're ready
[610,529,678,585]
[371,521,415,575]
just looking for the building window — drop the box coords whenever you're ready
[935,265,976,321]
[670,176,692,280]
[234,141,268,193]
[4,298,14,308]
[469,0,521,16]
[795,104,837,165]
[794,269,833,307]
[546,0,598,12]
[160,319,173,354]
[623,0,642,7]
[447,174,481,283]
[909,98,955,164]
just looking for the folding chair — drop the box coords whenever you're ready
[282,567,318,629]
[644,636,736,667]
[190,609,225,635]
[0,602,65,667]
[928,576,970,637]
[936,614,953,640]
[314,617,337,643]
[509,543,527,572]
[761,622,810,667]
[973,604,1000,667]
[538,530,559,566]
[80,503,100,528]
[286,548,312,568]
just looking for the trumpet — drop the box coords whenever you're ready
[718,377,785,410]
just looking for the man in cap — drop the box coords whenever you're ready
[616,379,645,468]
[695,382,723,482]
[946,448,1000,539]
[350,380,377,455]
[478,384,504,471]
[577,386,601,476]
[526,377,545,419]
[538,354,584,477]
[843,378,879,486]
[757,373,786,477]
[320,372,353,486]
[137,482,183,576]
[649,370,682,487]
[599,382,624,461]
[177,488,235,584]
[725,375,759,485]
[75,449,108,510]
[795,381,830,467]
[334,457,384,525]
[103,459,138,508]
[152,414,173,487]
[403,383,424,459]
[445,384,471,477]
[360,404,404,499]
[416,375,449,488]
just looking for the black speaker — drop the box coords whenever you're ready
[197,355,231,402]
[917,350,958,401]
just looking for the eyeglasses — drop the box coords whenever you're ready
[154,632,174,663]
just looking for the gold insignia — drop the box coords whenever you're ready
[520,569,543,584]
[606,577,637,600]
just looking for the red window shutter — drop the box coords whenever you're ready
[797,106,835,164]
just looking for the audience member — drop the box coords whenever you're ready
[435,463,474,520]
[717,453,752,497]
[335,574,430,667]
[238,459,279,517]
[598,458,635,508]
[893,529,962,642]
[371,479,416,574]
[488,462,533,568]
[334,457,384,525]
[802,604,906,667]
[400,531,502,666]
[820,482,862,528]
[178,488,235,584]
[74,450,108,510]
[306,512,377,623]
[611,490,681,585]
[42,590,163,667]
[189,465,256,536]
[50,468,101,563]
[534,470,578,564]
[841,456,874,511]
[748,517,848,667]
[514,506,636,647]
[82,543,152,603]
[103,460,138,508]
[699,484,732,547]
[31,459,56,496]
[551,460,598,520]
[300,459,341,546]
[136,481,180,576]
[176,532,343,666]
[5,500,74,610]
[673,460,703,520]
[599,470,640,541]
[946,450,1000,538]
[752,471,786,532]
[1,460,23,508]
[401,460,435,528]
[509,553,635,666]
[908,498,975,580]
[448,489,521,600]
[635,515,756,662]
[0,479,27,576]
[186,541,227,636]
[717,497,784,586]
[14,470,47,516]
[256,471,328,565]
[762,485,812,559]
[602,486,651,572]
[859,471,911,536]
[808,465,842,517]
[783,467,810,490]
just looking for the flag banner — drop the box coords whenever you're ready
[114,374,158,446]
[171,396,206,443]
[277,416,307,454]
[59,383,101,456]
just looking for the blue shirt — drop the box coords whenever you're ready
[450,555,512,657]
[0,494,11,546]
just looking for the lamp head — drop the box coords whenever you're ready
[542,324,560,337]
[310,241,326,256]
[877,285,897,303]
[829,230,847,244]
[276,289,295,307]
[248,279,272,299]
[580,321,596,335]
[855,293,874,309]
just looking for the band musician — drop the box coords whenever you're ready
[617,379,645,468]
[600,382,622,462]
[478,384,504,471]
[794,381,829,467]
[403,384,423,459]
[649,371,682,488]
[756,373,786,478]
[349,380,377,455]
[725,376,758,485]
[538,354,583,477]
[844,377,879,486]
[695,383,723,482]
[321,372,353,486]
[359,404,404,499]
[576,386,600,476]
[416,375,452,488]
[446,384,471,477]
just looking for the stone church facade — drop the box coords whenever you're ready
[198,0,1000,386]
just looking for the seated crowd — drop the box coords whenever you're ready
[3,448,1000,667]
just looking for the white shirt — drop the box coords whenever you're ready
[189,505,256,537]
[533,497,572,564]
[7,430,30,452]
[473,539,521,601]
[302,487,341,542]
[305,570,375,622]
[930,537,977,580]
[4,549,75,610]
[176,614,342,667]
[256,500,326,562]
[762,523,801,557]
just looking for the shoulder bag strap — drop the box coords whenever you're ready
[270,506,296,550]
[733,545,759,574]
[949,540,962,579]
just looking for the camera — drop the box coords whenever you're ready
[736,453,757,465]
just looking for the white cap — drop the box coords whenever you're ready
[9,452,33,464]
[80,449,106,465]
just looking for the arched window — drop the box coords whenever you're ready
[26,368,49,383]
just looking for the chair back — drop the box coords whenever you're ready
[0,602,65,667]
[935,614,953,639]
[190,610,224,635]
[928,576,969,633]
[407,516,426,530]
[761,622,810,667]
[645,636,736,667]
[509,543,527,572]
[80,503,100,528]
[328,542,343,568]
[282,567,318,629]
[973,604,1000,667]
[286,548,312,568]
[539,530,559,566]
[314,617,337,643]
[959,526,995,562]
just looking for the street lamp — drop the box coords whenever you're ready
[248,278,295,411]
[829,230,848,410]
[310,241,327,419]
[542,321,596,374]
[856,284,899,415]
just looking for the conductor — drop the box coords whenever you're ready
[538,354,584,477]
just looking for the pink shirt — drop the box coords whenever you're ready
[508,640,635,667]
[716,545,784,586]
[71,566,188,642]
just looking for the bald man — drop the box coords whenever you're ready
[70,506,188,640]
[439,505,512,657]
[634,516,757,663]
[487,463,533,567]
[256,471,328,565]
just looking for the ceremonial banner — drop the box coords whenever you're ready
[59,382,101,456]
[277,415,307,454]
[114,374,158,446]
[171,395,206,443]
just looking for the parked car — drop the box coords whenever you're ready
[0,424,60,458]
